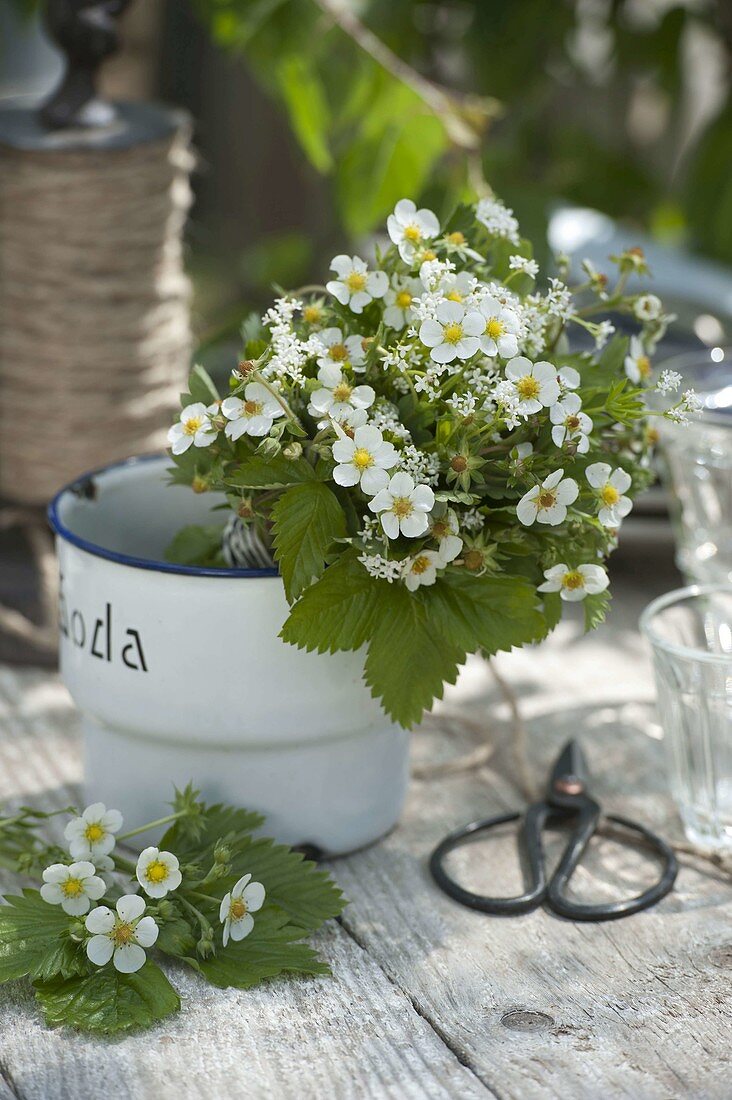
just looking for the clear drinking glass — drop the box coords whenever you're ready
[641,585,732,851]
[657,347,732,583]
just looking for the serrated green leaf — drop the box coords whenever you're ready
[429,572,546,657]
[0,890,79,982]
[272,482,348,602]
[198,909,329,990]
[162,803,266,860]
[364,584,466,728]
[280,551,382,653]
[164,523,226,568]
[584,589,611,632]
[155,914,196,960]
[34,961,180,1036]
[228,454,319,489]
[541,591,563,633]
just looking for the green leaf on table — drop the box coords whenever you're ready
[364,583,466,728]
[182,363,220,407]
[164,524,226,568]
[429,571,546,656]
[228,453,319,489]
[271,482,347,602]
[0,890,82,983]
[34,961,180,1036]
[280,550,382,653]
[198,909,329,990]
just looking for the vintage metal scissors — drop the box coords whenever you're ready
[430,740,678,921]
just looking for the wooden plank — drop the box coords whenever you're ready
[0,666,493,1100]
[328,593,732,1100]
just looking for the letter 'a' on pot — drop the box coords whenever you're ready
[49,455,409,856]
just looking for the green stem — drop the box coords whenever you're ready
[117,810,188,843]
[251,370,302,428]
[179,895,213,931]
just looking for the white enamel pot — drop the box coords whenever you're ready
[48,455,409,855]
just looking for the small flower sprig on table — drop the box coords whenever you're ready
[0,787,345,1036]
[167,193,694,728]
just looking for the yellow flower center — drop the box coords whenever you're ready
[562,569,585,591]
[411,555,430,575]
[517,376,540,400]
[183,417,203,436]
[332,381,353,402]
[396,290,413,309]
[431,519,448,539]
[485,318,504,340]
[422,250,436,261]
[443,323,464,345]
[392,497,414,518]
[244,400,263,416]
[85,823,105,843]
[112,921,134,947]
[601,485,620,506]
[329,343,348,362]
[637,355,651,378]
[538,490,557,510]
[446,290,464,303]
[447,231,465,245]
[346,272,367,292]
[646,427,659,445]
[403,224,422,243]
[145,860,169,884]
[566,415,581,431]
[303,305,322,324]
[61,878,84,898]
[229,898,247,921]
[352,448,374,470]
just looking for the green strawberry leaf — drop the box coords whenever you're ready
[271,482,347,602]
[280,550,383,653]
[34,961,180,1036]
[198,909,329,990]
[228,454,319,489]
[0,890,82,982]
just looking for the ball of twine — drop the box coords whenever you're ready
[0,122,194,503]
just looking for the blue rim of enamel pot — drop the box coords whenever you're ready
[47,453,280,578]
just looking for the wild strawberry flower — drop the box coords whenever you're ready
[65,803,123,861]
[314,327,366,373]
[477,295,520,358]
[85,895,159,974]
[387,198,440,264]
[557,365,580,391]
[402,535,462,591]
[222,382,285,440]
[586,463,633,526]
[419,300,484,364]
[428,507,463,561]
[383,277,423,330]
[439,271,477,304]
[41,861,105,916]
[136,846,183,899]
[624,335,652,385]
[369,472,435,538]
[504,357,561,415]
[550,393,593,452]
[516,469,578,527]
[168,403,218,455]
[634,294,662,322]
[309,364,375,421]
[538,563,609,602]
[220,873,266,947]
[326,255,388,313]
[332,424,399,495]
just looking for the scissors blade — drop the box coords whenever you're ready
[550,740,590,792]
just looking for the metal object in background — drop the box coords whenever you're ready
[41,0,134,129]
[642,584,732,852]
[430,740,678,921]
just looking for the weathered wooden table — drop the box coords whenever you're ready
[0,554,730,1100]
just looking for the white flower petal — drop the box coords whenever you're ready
[113,944,147,974]
[86,906,115,934]
[40,883,63,905]
[586,462,611,488]
[117,894,145,923]
[242,881,266,912]
[87,935,115,967]
[400,512,429,538]
[360,467,389,496]
[134,916,159,948]
[229,913,255,941]
[333,464,361,488]
[380,512,400,539]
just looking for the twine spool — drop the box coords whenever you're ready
[0,104,194,503]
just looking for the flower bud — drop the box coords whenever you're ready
[238,359,256,376]
[70,920,86,942]
[157,900,176,920]
[282,442,303,460]
[197,933,215,959]
[214,841,232,865]
[191,475,209,494]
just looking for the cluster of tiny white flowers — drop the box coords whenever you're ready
[260,297,316,386]
[369,400,411,440]
[419,257,455,292]
[509,254,539,278]
[358,552,403,582]
[463,360,500,396]
[461,507,485,532]
[545,278,574,322]
[446,391,477,418]
[475,197,520,245]
[656,369,683,395]
[519,297,549,356]
[491,378,523,430]
[399,443,441,486]
[666,389,702,424]
[594,320,615,349]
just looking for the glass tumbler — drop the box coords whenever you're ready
[657,347,732,583]
[641,585,732,851]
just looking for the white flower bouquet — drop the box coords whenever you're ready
[167,195,696,727]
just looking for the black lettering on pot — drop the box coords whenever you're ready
[71,611,86,648]
[122,630,148,673]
